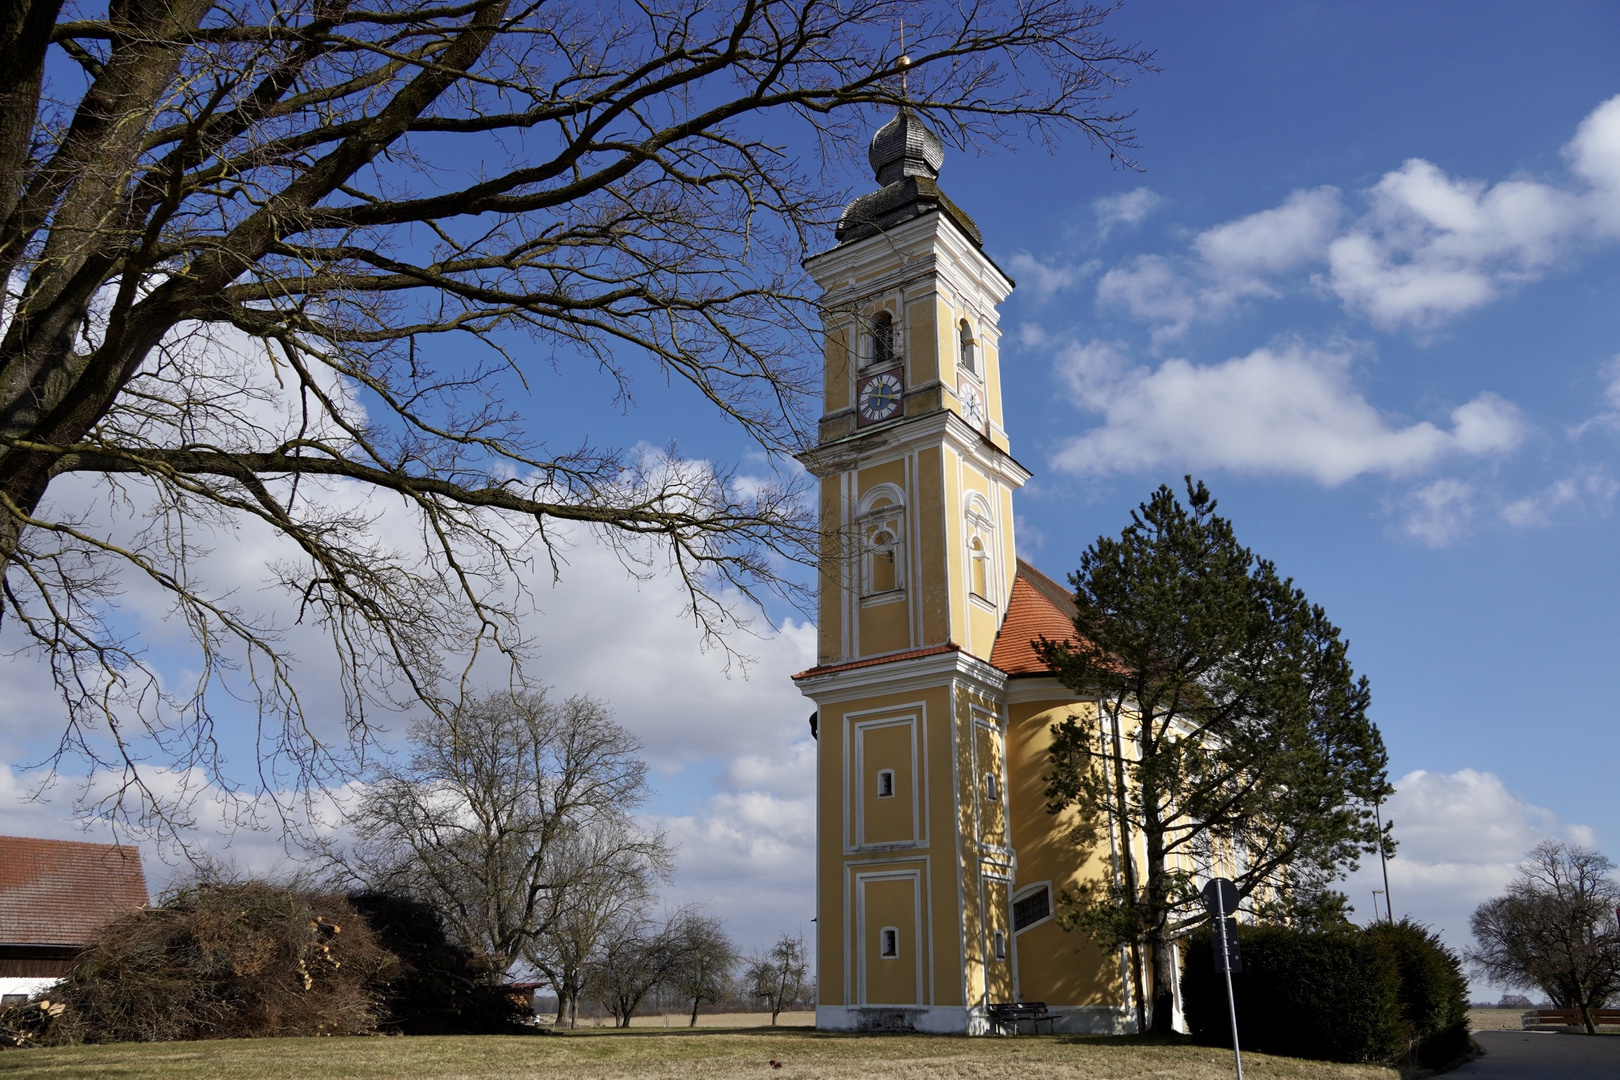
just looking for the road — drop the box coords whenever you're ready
[1450,1030,1620,1080]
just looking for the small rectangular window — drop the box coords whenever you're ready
[993,930,1007,959]
[1013,885,1052,932]
[876,769,895,798]
[983,772,1000,803]
[880,927,899,958]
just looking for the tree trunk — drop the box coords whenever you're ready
[1578,1000,1596,1035]
[1150,927,1179,1035]
[1107,704,1149,1036]
[689,996,700,1027]
[1141,755,1175,1036]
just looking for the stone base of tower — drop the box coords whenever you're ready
[815,1003,1138,1036]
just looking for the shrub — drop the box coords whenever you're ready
[1183,923,1403,1063]
[1366,919,1470,1067]
[348,892,528,1035]
[52,882,393,1043]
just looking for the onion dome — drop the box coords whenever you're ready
[836,108,981,247]
[868,108,945,185]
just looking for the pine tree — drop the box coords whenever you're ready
[1041,478,1392,1035]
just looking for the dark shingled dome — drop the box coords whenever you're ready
[836,108,981,246]
[868,108,945,185]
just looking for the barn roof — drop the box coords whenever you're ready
[988,560,1080,676]
[0,835,149,947]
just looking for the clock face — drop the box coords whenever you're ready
[960,380,985,430]
[857,371,904,425]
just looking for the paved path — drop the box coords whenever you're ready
[1450,1030,1620,1080]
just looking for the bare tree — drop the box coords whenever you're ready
[342,689,670,978]
[1469,841,1620,1035]
[586,906,699,1027]
[0,0,1155,834]
[525,821,661,1028]
[665,910,737,1027]
[745,931,809,1025]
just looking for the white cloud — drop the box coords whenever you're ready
[1098,188,1341,341]
[1499,468,1619,527]
[1570,355,1620,436]
[1094,187,1166,237]
[1,459,820,945]
[654,785,816,952]
[1397,478,1476,547]
[1342,769,1592,993]
[1194,187,1344,276]
[1566,93,1620,228]
[1050,338,1524,485]
[1090,94,1620,336]
[1326,160,1587,329]
[1005,252,1098,303]
[0,762,353,894]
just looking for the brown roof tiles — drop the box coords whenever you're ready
[989,560,1081,675]
[0,835,149,947]
[793,643,961,680]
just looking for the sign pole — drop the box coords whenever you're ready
[1202,879,1244,1080]
[1217,887,1243,1080]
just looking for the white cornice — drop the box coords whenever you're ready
[1004,677,1092,709]
[795,647,1008,705]
[805,210,1014,306]
[799,408,1033,489]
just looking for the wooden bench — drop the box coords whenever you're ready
[987,1002,1056,1035]
[1522,1008,1620,1030]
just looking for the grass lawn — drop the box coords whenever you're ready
[0,1028,1398,1080]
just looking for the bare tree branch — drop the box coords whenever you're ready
[0,0,1154,838]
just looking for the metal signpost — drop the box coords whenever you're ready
[1201,878,1243,1080]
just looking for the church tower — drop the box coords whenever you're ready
[794,109,1029,1034]
[794,109,1140,1037]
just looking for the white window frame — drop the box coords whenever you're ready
[858,485,907,600]
[876,768,895,798]
[1012,881,1054,934]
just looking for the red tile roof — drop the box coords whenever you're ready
[0,835,149,947]
[989,560,1081,675]
[794,643,960,680]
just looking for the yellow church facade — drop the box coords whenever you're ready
[793,110,1144,1035]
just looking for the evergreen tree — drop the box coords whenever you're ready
[1040,478,1392,1034]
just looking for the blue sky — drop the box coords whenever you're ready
[3,1,1618,987]
[963,1,1620,969]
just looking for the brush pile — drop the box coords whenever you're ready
[49,882,394,1042]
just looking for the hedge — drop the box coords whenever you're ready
[1365,919,1470,1067]
[1182,920,1469,1066]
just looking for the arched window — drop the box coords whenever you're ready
[876,769,895,798]
[965,492,995,604]
[871,311,895,367]
[959,319,977,374]
[969,536,988,599]
[859,486,906,598]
